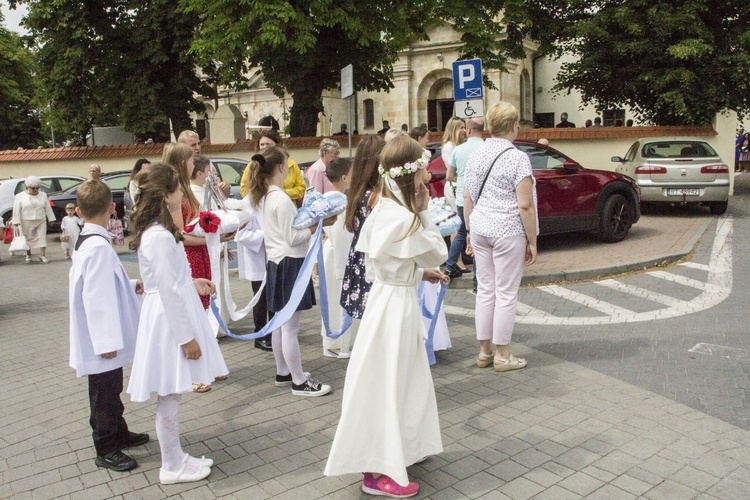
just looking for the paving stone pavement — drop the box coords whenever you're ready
[2,204,750,498]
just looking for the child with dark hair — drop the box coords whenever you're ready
[126,164,228,484]
[247,146,336,396]
[321,158,353,358]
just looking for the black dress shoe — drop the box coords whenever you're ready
[120,432,149,449]
[254,338,273,351]
[95,450,137,472]
[459,268,472,274]
[447,269,463,279]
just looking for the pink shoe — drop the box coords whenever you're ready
[362,473,419,498]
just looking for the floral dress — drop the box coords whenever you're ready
[182,198,211,309]
[340,189,373,319]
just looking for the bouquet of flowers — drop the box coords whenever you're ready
[184,209,251,236]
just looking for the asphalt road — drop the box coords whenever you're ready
[495,177,750,431]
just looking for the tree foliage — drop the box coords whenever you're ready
[530,0,750,125]
[13,0,213,144]
[0,16,42,149]
[183,0,537,136]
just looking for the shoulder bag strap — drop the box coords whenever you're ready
[476,147,513,205]
[74,233,108,251]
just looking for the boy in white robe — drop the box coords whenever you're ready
[321,158,355,358]
[68,180,148,472]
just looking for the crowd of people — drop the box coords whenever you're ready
[63,101,538,497]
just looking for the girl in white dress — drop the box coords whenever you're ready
[325,135,448,498]
[126,164,228,485]
[60,203,82,259]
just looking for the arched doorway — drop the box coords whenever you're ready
[417,69,454,132]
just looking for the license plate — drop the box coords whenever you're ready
[665,188,700,196]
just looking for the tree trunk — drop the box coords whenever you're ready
[289,85,324,137]
[168,110,193,140]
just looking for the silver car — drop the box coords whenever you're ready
[611,137,730,215]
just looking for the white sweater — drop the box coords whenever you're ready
[262,185,311,264]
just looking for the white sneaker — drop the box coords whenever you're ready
[323,348,351,359]
[39,256,49,263]
[25,255,31,263]
[159,464,211,484]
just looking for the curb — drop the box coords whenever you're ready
[448,216,715,288]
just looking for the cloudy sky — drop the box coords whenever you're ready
[2,1,28,35]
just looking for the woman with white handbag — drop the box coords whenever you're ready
[11,176,56,263]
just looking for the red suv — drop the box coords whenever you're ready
[516,140,640,242]
[429,140,641,243]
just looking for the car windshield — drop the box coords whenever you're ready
[641,141,717,158]
[516,144,568,170]
[64,180,85,193]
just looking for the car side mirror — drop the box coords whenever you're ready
[563,160,580,172]
[611,156,623,163]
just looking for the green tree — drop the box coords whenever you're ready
[13,0,213,144]
[531,0,750,125]
[183,0,537,137]
[0,16,42,149]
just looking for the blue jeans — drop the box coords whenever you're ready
[446,207,477,286]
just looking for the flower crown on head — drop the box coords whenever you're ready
[378,150,432,179]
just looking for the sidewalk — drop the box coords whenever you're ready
[3,212,750,499]
[447,209,713,287]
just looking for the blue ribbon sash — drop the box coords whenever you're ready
[211,219,449,365]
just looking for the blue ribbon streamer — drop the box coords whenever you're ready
[418,281,449,365]
[211,218,450,366]
[211,220,324,340]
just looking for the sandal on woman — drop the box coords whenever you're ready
[494,354,527,372]
[192,383,211,393]
[214,375,228,381]
[476,352,494,368]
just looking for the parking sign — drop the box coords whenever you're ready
[452,59,483,101]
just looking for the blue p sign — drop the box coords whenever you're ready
[452,59,483,101]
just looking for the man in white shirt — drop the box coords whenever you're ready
[445,118,484,290]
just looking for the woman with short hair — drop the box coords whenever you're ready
[464,102,538,372]
[12,176,56,263]
[306,138,341,194]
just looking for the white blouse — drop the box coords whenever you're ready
[262,185,311,263]
[464,138,538,239]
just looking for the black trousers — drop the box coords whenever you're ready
[88,367,130,456]
[252,280,274,339]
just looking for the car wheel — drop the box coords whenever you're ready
[709,200,728,215]
[599,193,633,243]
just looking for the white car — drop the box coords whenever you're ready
[0,175,85,224]
[611,137,730,215]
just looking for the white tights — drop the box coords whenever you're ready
[271,311,306,385]
[156,394,201,474]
